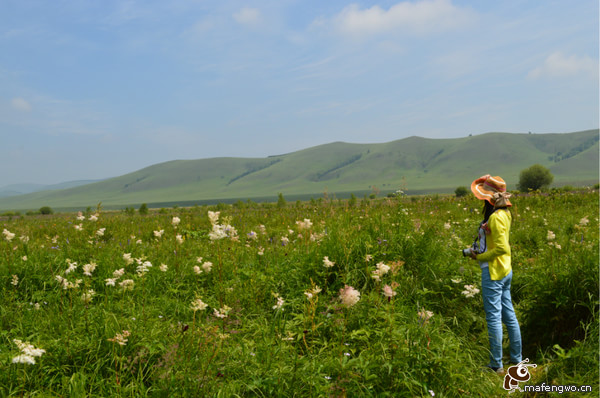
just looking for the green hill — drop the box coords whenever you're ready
[1,129,597,211]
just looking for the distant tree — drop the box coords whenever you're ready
[518,164,554,191]
[455,186,468,198]
[349,193,357,207]
[39,206,53,215]
[277,193,287,208]
[139,203,149,215]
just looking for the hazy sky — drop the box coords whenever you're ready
[1,0,598,186]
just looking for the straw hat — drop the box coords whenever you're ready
[471,174,512,207]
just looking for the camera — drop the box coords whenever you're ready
[462,247,474,257]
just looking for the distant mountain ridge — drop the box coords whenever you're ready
[0,130,597,211]
[0,180,103,198]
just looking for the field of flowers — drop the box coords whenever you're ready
[1,190,598,397]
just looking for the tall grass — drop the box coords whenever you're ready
[1,190,598,397]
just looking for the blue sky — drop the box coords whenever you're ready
[1,0,598,186]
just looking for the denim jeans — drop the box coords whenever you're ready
[481,268,522,368]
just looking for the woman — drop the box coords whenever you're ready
[470,175,522,373]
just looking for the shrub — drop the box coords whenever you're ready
[39,206,54,215]
[138,203,149,215]
[454,186,468,197]
[277,193,286,208]
[517,164,554,191]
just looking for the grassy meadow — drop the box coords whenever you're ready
[0,189,598,397]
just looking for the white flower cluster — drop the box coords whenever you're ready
[322,256,335,268]
[339,285,361,307]
[207,211,238,241]
[107,330,130,346]
[461,284,480,298]
[296,219,313,230]
[12,339,46,365]
[304,285,322,300]
[371,262,390,281]
[2,228,15,241]
[191,297,208,312]
[214,305,232,319]
[418,309,434,325]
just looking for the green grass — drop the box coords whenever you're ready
[0,130,598,211]
[1,190,598,396]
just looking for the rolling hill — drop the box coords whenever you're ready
[0,129,597,211]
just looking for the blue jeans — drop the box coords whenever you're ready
[481,268,522,368]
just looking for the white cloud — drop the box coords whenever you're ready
[330,0,475,38]
[11,98,32,112]
[233,7,262,27]
[528,52,598,79]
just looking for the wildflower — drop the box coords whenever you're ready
[153,229,164,238]
[247,231,257,240]
[83,262,97,276]
[159,263,168,272]
[108,330,130,346]
[76,212,85,221]
[208,211,220,225]
[202,261,213,273]
[96,228,106,237]
[429,390,435,397]
[371,262,391,281]
[418,309,434,325]
[339,285,361,307]
[20,235,29,243]
[579,216,589,226]
[12,339,45,365]
[191,298,208,312]
[74,224,83,231]
[451,278,462,284]
[193,266,202,274]
[365,254,373,262]
[176,234,183,244]
[89,214,98,222]
[11,275,19,286]
[383,284,397,298]
[258,224,266,234]
[323,256,335,268]
[273,295,284,310]
[304,285,321,300]
[461,284,480,298]
[172,216,181,226]
[136,261,152,276]
[12,355,36,365]
[136,239,142,244]
[3,229,15,241]
[65,261,78,274]
[547,230,556,241]
[214,305,232,319]
[444,222,451,230]
[208,224,228,240]
[119,279,135,291]
[105,278,117,286]
[123,253,134,265]
[21,256,27,261]
[81,289,96,304]
[296,218,313,230]
[257,246,265,255]
[113,268,125,278]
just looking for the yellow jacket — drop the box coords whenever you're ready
[476,209,512,280]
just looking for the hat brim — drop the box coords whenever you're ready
[471,179,512,207]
